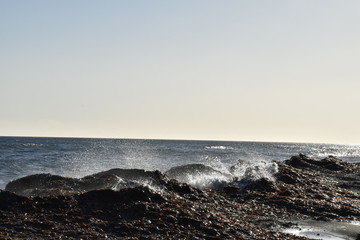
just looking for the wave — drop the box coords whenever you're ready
[165,164,233,189]
[165,160,278,189]
[20,143,45,147]
[5,169,167,197]
[230,159,279,182]
[5,159,279,196]
[204,145,234,150]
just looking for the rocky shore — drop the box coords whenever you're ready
[1,154,360,239]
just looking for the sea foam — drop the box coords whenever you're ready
[165,160,279,189]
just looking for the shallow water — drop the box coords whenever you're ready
[283,220,360,240]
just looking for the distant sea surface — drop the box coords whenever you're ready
[1,136,360,189]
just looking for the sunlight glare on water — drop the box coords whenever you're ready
[0,137,360,189]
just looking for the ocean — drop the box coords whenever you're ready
[1,136,360,190]
[1,136,360,239]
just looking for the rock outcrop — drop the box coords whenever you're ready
[1,155,359,239]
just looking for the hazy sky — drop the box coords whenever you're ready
[1,1,360,144]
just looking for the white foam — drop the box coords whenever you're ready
[165,159,279,189]
[205,146,233,150]
[284,227,346,240]
[111,176,127,190]
[350,221,360,226]
[185,172,232,189]
[110,176,165,194]
[230,160,279,182]
[21,143,45,147]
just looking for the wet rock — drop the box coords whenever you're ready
[5,169,169,197]
[86,169,168,186]
[285,153,314,168]
[276,166,303,184]
[77,187,166,208]
[243,178,278,192]
[222,186,242,195]
[5,174,78,196]
[338,181,360,191]
[166,179,201,195]
[0,190,26,210]
[319,156,346,171]
[178,217,202,228]
[1,155,360,239]
[285,154,345,171]
[279,190,293,196]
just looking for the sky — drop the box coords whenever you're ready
[1,1,360,144]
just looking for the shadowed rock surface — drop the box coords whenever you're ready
[5,169,167,197]
[1,154,360,239]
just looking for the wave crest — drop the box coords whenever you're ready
[165,160,278,189]
[205,145,233,150]
[165,164,232,189]
[5,160,279,196]
[230,159,279,182]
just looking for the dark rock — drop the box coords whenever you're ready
[166,179,200,195]
[77,187,166,207]
[338,181,360,191]
[319,156,345,171]
[223,186,241,195]
[5,169,169,197]
[279,190,293,196]
[0,190,26,210]
[244,178,278,192]
[1,156,359,240]
[86,169,168,186]
[178,217,202,228]
[285,154,314,168]
[285,154,345,171]
[5,174,78,196]
[277,171,301,184]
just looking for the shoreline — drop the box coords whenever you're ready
[1,154,360,239]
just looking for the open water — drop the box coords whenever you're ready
[1,136,360,189]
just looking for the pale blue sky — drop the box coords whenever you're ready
[1,1,360,144]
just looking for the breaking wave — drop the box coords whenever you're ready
[5,160,279,196]
[165,164,232,189]
[230,159,279,182]
[165,160,278,189]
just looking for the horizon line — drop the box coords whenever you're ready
[1,134,358,146]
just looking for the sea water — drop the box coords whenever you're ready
[283,220,360,240]
[1,136,360,190]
